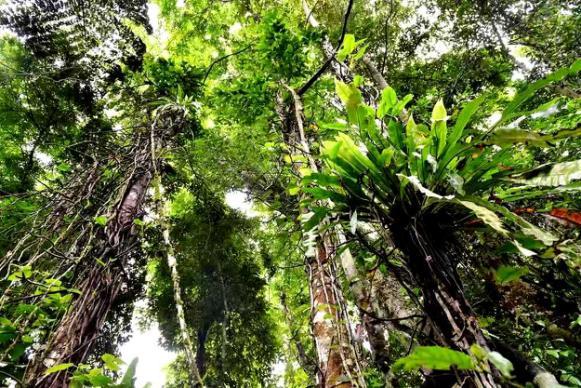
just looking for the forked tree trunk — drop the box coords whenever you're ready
[391,217,498,388]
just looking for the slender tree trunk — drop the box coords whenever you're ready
[162,227,204,386]
[196,326,209,379]
[309,236,364,387]
[276,91,365,386]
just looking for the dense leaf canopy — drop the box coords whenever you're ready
[0,0,579,387]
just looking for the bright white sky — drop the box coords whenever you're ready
[119,318,175,387]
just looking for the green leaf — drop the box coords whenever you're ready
[337,34,356,61]
[393,94,413,116]
[447,95,485,153]
[102,353,124,372]
[457,200,508,236]
[394,346,475,372]
[44,363,75,375]
[495,265,529,284]
[335,80,362,112]
[119,358,139,388]
[431,99,447,122]
[94,215,108,226]
[378,86,397,118]
[510,160,581,187]
[488,351,514,378]
[500,59,580,123]
[487,128,549,148]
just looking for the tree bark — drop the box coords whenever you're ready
[391,217,498,388]
[24,105,187,387]
[196,326,209,380]
[308,236,363,387]
[276,86,365,387]
[24,261,124,387]
[163,226,204,386]
[25,171,152,387]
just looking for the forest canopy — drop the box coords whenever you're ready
[0,0,579,387]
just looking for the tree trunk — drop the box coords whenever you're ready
[163,227,204,386]
[276,86,365,386]
[25,170,152,387]
[196,326,209,380]
[24,262,124,387]
[24,106,187,386]
[280,292,316,378]
[391,217,498,387]
[308,236,363,387]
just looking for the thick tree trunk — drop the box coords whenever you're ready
[25,171,152,387]
[391,217,498,387]
[24,106,187,387]
[25,262,124,387]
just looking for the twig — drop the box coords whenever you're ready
[202,45,252,83]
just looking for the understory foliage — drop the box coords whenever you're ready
[0,0,579,387]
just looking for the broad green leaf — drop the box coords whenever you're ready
[394,346,475,372]
[393,94,413,116]
[378,86,397,118]
[102,353,124,372]
[378,148,395,167]
[431,99,447,122]
[44,363,75,375]
[496,182,581,202]
[495,265,529,284]
[119,358,139,388]
[335,80,362,110]
[510,160,581,187]
[447,95,485,153]
[487,351,514,378]
[457,200,508,236]
[337,34,357,61]
[487,128,549,147]
[501,59,581,123]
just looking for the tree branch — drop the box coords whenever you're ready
[297,0,355,96]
